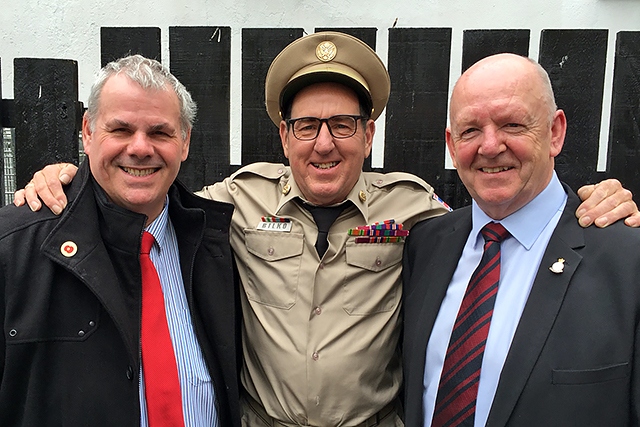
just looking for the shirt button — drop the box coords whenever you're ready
[319,263,324,270]
[312,351,319,361]
[267,247,275,256]
[314,306,322,315]
[78,330,85,337]
[375,257,382,267]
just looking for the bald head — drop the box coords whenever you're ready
[445,53,567,219]
[451,53,557,126]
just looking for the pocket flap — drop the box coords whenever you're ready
[244,229,304,262]
[345,241,403,272]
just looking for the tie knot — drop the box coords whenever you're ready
[481,222,510,243]
[141,231,155,255]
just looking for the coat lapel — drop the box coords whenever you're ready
[41,180,142,363]
[486,192,585,426]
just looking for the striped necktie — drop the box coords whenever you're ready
[432,222,510,427]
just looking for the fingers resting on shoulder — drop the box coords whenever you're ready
[576,178,640,228]
[13,163,78,215]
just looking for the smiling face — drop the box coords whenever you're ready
[280,82,374,206]
[446,54,567,219]
[82,73,190,224]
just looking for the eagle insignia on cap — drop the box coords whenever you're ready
[316,41,337,62]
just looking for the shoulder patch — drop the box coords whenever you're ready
[229,162,289,181]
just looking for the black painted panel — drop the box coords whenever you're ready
[539,29,608,190]
[170,26,232,191]
[13,58,80,188]
[608,31,640,201]
[462,29,530,72]
[385,28,465,207]
[100,27,161,66]
[241,28,302,166]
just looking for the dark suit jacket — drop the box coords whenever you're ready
[402,186,640,427]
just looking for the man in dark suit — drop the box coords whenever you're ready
[403,53,640,427]
[0,55,240,426]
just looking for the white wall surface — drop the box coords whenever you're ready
[2,0,640,167]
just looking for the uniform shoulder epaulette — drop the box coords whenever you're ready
[229,162,290,181]
[365,171,435,193]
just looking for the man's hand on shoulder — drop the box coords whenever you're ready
[13,163,77,215]
[576,178,640,228]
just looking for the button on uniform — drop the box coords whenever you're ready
[312,352,319,361]
[314,307,322,315]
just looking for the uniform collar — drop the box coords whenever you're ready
[275,171,369,222]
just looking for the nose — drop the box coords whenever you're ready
[126,132,154,157]
[477,127,506,158]
[313,121,335,154]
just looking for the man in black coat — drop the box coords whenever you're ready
[403,53,640,426]
[0,55,240,426]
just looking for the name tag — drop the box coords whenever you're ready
[257,221,292,232]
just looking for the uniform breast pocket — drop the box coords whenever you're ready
[243,229,304,309]
[343,241,404,315]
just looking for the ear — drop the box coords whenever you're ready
[445,127,459,169]
[549,109,567,158]
[279,120,290,158]
[363,119,375,158]
[181,128,191,161]
[81,112,93,156]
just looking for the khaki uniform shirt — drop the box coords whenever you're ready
[198,162,449,426]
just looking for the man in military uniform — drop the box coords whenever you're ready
[16,32,640,426]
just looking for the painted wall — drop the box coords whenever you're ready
[2,0,640,168]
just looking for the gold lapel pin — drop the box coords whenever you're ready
[549,258,565,274]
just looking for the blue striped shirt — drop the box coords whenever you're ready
[140,198,218,427]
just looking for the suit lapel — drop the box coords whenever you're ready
[414,213,472,348]
[405,211,472,423]
[486,192,585,426]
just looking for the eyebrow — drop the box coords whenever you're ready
[148,123,176,134]
[104,119,175,134]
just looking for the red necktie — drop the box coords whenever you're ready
[140,231,185,427]
[432,222,510,427]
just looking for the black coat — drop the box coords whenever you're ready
[402,187,640,426]
[0,162,241,426]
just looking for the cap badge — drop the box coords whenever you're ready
[316,41,337,62]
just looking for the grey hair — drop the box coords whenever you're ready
[86,54,197,140]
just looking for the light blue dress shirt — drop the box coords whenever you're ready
[423,172,567,427]
[140,197,218,427]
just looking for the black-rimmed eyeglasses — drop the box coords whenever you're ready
[286,115,366,140]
